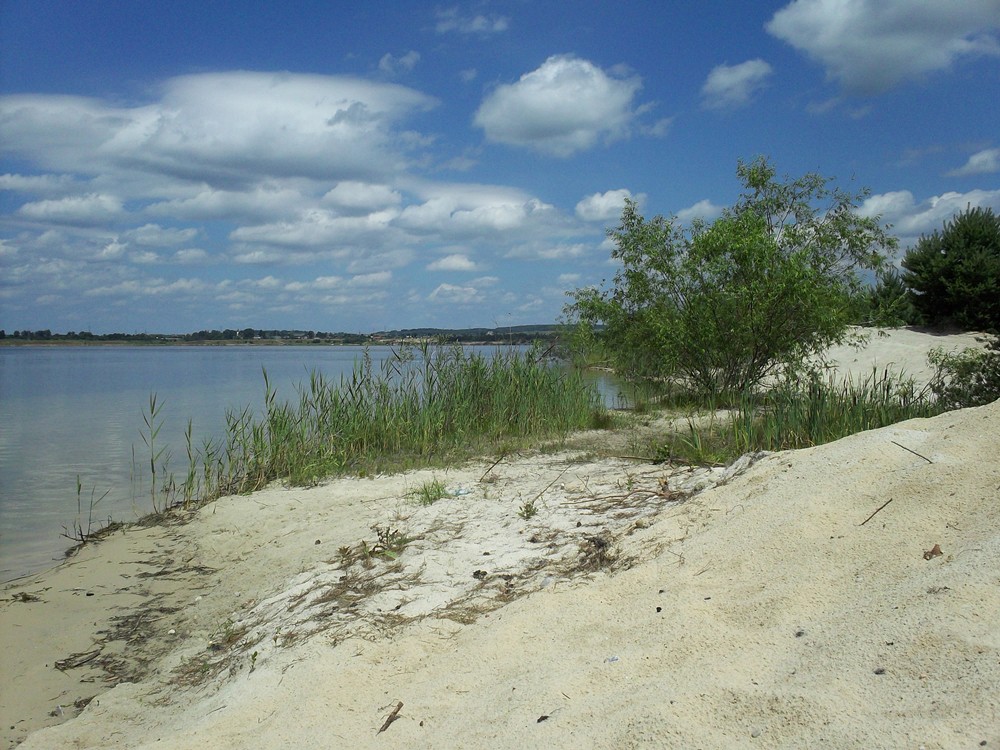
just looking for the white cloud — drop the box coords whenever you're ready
[557,273,581,285]
[130,250,160,264]
[675,199,725,223]
[146,185,306,223]
[378,51,421,76]
[460,69,478,83]
[396,182,557,238]
[347,249,415,274]
[0,73,438,188]
[947,147,1000,176]
[349,271,392,286]
[125,223,199,246]
[575,189,640,221]
[98,239,127,260]
[860,187,1000,249]
[427,253,479,271]
[701,59,774,109]
[17,193,123,226]
[435,8,509,34]
[641,117,673,137]
[474,55,643,157]
[428,282,484,304]
[229,207,401,248]
[767,0,1000,95]
[506,242,587,260]
[0,172,77,195]
[322,181,402,211]
[174,248,208,264]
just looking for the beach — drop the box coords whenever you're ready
[2,328,997,749]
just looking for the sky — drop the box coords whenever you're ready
[1,1,999,334]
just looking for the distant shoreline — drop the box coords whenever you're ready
[1,338,541,347]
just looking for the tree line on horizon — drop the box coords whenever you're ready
[1,325,561,345]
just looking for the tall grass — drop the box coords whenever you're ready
[133,344,604,512]
[659,368,941,465]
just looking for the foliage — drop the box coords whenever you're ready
[901,206,1000,331]
[566,157,895,398]
[855,267,916,327]
[927,335,1000,410]
[413,478,449,505]
[655,369,937,466]
[132,344,605,512]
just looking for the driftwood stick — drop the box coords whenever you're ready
[480,454,507,482]
[860,497,894,526]
[377,701,403,735]
[890,440,932,464]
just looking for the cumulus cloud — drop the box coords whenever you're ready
[506,242,587,260]
[427,253,479,271]
[701,59,774,109]
[0,73,438,189]
[473,55,643,157]
[125,223,199,246]
[174,248,208,264]
[435,8,509,34]
[428,282,484,304]
[322,181,402,211]
[17,193,124,226]
[146,186,306,223]
[396,182,557,238]
[767,0,1000,95]
[860,187,1000,249]
[0,70,598,331]
[675,199,725,223]
[575,189,642,221]
[378,51,421,76]
[947,147,1000,176]
[231,207,401,249]
[0,172,77,196]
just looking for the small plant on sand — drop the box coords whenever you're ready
[63,475,111,544]
[359,525,411,563]
[413,478,448,506]
[517,497,538,520]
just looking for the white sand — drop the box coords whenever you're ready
[3,328,997,749]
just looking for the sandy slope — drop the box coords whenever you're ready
[3,328,997,749]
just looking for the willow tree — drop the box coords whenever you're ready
[566,157,896,398]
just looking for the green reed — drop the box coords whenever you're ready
[161,343,605,504]
[660,367,942,465]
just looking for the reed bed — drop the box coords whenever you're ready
[140,344,603,510]
[660,368,940,465]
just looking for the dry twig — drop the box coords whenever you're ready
[377,701,404,735]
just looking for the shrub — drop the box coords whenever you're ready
[927,335,1000,410]
[901,206,1000,331]
[856,267,916,327]
[565,157,895,398]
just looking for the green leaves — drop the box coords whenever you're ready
[565,157,894,398]
[902,206,1000,331]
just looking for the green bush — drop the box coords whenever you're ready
[901,206,1000,331]
[566,157,895,398]
[927,335,1000,410]
[855,267,916,327]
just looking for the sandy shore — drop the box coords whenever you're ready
[2,328,996,749]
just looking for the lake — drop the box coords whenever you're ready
[0,345,620,581]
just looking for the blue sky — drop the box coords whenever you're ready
[1,1,999,334]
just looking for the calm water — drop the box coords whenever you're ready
[0,345,619,582]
